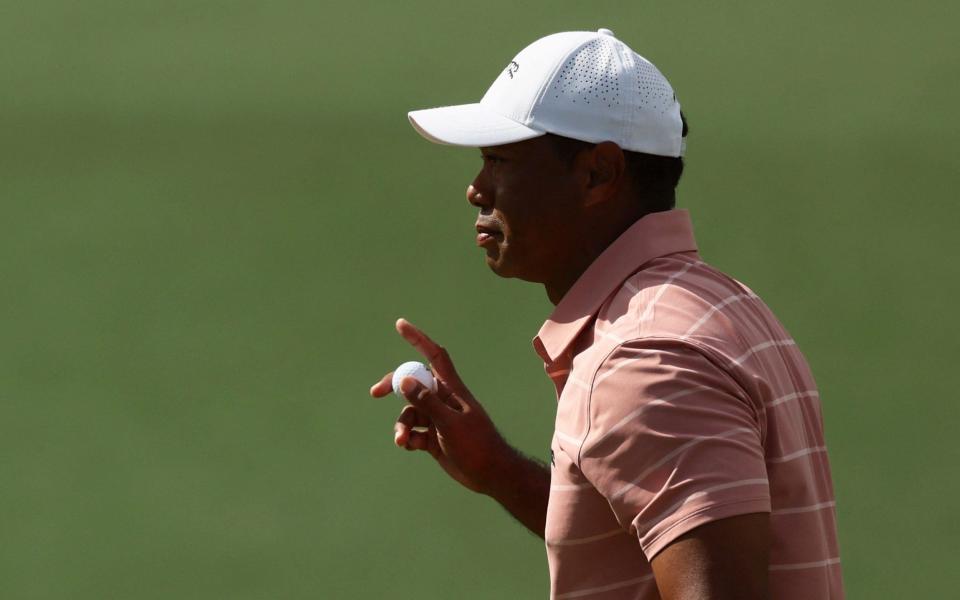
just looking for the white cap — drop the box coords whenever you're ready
[408,28,684,157]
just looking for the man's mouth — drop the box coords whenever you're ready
[475,223,502,246]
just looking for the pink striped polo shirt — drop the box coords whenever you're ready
[535,209,843,599]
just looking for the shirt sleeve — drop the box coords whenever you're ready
[578,337,771,560]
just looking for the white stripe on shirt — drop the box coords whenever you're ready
[767,445,828,463]
[639,261,702,322]
[556,574,656,599]
[731,339,797,366]
[684,293,754,336]
[611,428,758,500]
[584,386,712,450]
[766,390,819,408]
[771,500,836,516]
[769,557,841,571]
[546,527,624,547]
[635,478,770,532]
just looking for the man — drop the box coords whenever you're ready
[370,29,843,599]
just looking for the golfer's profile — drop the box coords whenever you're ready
[371,28,843,600]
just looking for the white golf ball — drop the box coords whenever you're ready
[392,361,437,396]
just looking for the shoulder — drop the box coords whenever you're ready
[590,253,796,379]
[598,253,753,342]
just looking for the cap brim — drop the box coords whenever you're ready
[408,103,544,148]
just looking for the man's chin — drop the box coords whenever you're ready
[485,255,515,279]
[485,256,541,283]
[485,255,506,276]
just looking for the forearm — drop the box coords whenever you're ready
[483,446,551,538]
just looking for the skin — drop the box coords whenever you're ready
[369,136,770,599]
[468,135,645,304]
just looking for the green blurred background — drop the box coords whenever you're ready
[1,1,957,597]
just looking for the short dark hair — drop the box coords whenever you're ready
[546,111,688,214]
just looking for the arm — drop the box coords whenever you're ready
[478,443,551,537]
[651,512,770,600]
[369,318,550,537]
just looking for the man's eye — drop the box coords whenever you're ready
[483,155,504,164]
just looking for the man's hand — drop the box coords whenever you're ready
[369,318,512,495]
[369,318,551,536]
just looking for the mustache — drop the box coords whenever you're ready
[475,213,505,232]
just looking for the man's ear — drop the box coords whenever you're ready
[581,142,626,207]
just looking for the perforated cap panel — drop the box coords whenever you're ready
[547,38,622,108]
[634,56,675,115]
[531,32,683,156]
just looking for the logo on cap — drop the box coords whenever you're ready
[505,60,519,79]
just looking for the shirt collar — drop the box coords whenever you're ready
[533,209,699,364]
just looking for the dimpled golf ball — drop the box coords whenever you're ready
[392,361,437,396]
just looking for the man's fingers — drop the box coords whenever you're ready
[370,372,394,398]
[399,376,453,425]
[395,318,464,388]
[394,409,411,447]
[396,404,429,430]
[395,405,434,450]
[403,430,431,452]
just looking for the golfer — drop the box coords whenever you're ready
[370,29,843,599]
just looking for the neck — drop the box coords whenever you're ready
[543,209,650,305]
[544,261,591,305]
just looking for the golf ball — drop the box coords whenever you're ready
[392,361,437,396]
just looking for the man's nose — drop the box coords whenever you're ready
[466,184,491,208]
